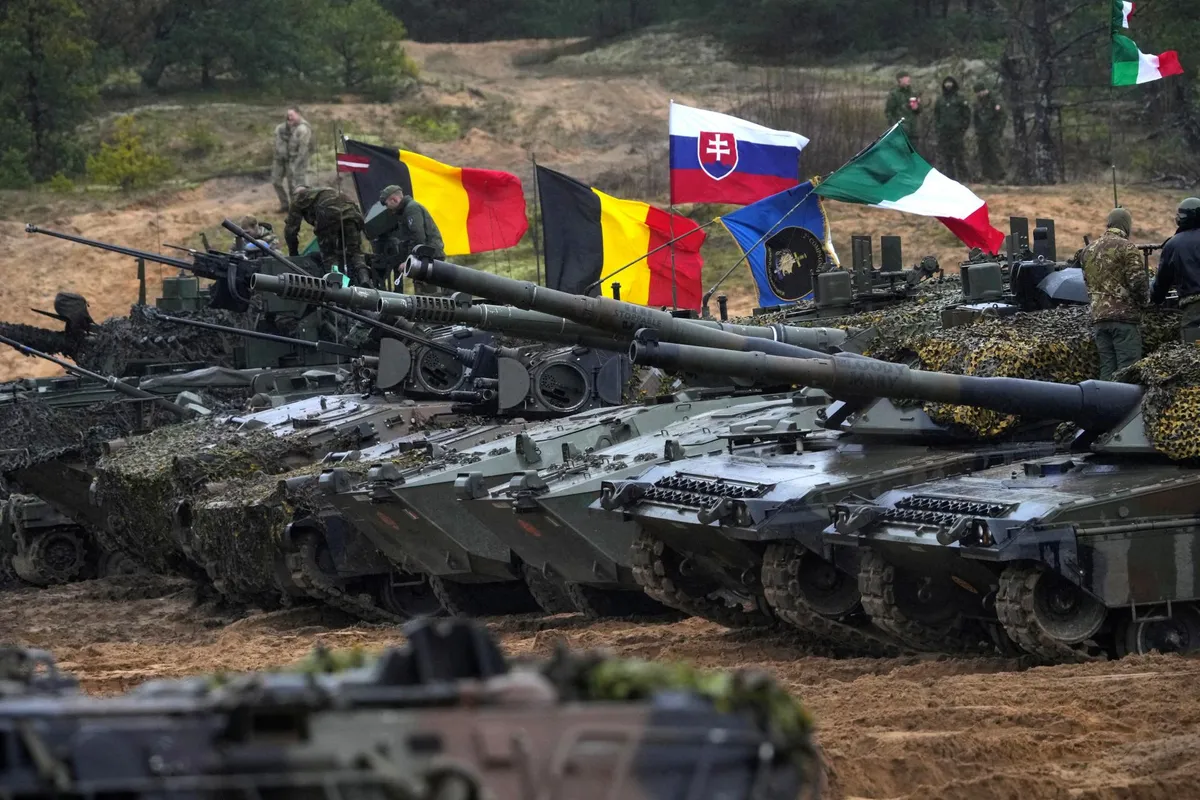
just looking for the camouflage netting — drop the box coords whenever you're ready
[75,305,243,376]
[1125,343,1200,460]
[92,420,307,576]
[186,449,430,605]
[0,305,244,378]
[0,396,180,474]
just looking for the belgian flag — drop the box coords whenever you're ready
[343,139,528,256]
[536,166,706,309]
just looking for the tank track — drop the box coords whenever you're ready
[995,565,1101,664]
[630,529,775,629]
[429,576,542,617]
[858,550,990,654]
[285,529,408,624]
[519,563,577,615]
[761,543,913,658]
[565,582,681,619]
[12,527,88,586]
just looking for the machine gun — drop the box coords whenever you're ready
[25,221,314,314]
[0,618,820,800]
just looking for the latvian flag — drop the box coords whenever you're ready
[669,102,809,206]
[814,124,1005,255]
[1111,1,1183,86]
[336,152,370,173]
[342,139,528,256]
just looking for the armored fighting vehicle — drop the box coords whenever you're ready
[319,391,767,618]
[627,335,1200,661]
[456,391,830,618]
[0,618,823,800]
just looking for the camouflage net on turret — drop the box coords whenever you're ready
[1125,343,1200,460]
[91,421,307,576]
[0,396,180,474]
[186,449,431,605]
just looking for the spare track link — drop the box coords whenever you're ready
[519,563,577,615]
[761,543,913,658]
[995,565,1100,664]
[857,549,990,655]
[565,581,682,620]
[285,528,407,624]
[630,528,775,629]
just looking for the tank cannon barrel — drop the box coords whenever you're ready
[250,272,626,351]
[403,255,855,360]
[0,332,195,420]
[26,223,194,271]
[148,311,359,356]
[629,333,1145,432]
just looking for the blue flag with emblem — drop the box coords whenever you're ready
[719,181,838,308]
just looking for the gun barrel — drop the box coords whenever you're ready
[151,311,358,356]
[0,332,193,419]
[250,272,627,351]
[25,224,194,271]
[630,335,1144,431]
[403,256,852,360]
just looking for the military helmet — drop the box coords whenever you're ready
[1177,197,1200,230]
[942,76,959,91]
[238,215,258,230]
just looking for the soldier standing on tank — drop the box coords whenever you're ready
[933,76,971,180]
[283,186,371,287]
[972,83,1005,182]
[377,184,446,295]
[271,109,313,213]
[1150,198,1200,334]
[1081,208,1147,380]
[885,71,923,151]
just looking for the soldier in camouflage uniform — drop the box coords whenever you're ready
[933,76,971,180]
[283,186,371,286]
[377,184,446,295]
[885,71,923,151]
[1081,208,1146,380]
[271,109,313,212]
[972,82,1005,182]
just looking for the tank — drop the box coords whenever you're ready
[456,390,830,618]
[625,335,1200,661]
[0,494,138,586]
[321,391,763,617]
[0,618,822,800]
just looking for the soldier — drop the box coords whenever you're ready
[885,71,923,150]
[1150,198,1200,332]
[377,184,446,295]
[271,108,313,213]
[233,215,279,253]
[1081,208,1146,380]
[283,186,371,287]
[933,76,971,180]
[972,82,1005,183]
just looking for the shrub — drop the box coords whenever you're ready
[0,148,33,189]
[86,115,173,190]
[47,172,75,193]
[182,124,222,159]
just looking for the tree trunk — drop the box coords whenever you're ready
[200,54,214,90]
[1029,0,1058,184]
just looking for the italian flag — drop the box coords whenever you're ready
[813,124,1005,254]
[1111,1,1183,86]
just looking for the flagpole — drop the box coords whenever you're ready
[699,186,817,312]
[666,96,678,310]
[531,153,543,286]
[583,217,722,293]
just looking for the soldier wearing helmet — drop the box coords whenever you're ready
[1150,197,1200,331]
[1080,207,1146,380]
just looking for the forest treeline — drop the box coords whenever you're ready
[1,0,1197,189]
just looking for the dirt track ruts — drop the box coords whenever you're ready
[3,575,1198,800]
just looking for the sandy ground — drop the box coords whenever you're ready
[4,575,1198,800]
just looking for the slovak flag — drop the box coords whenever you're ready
[669,101,809,206]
